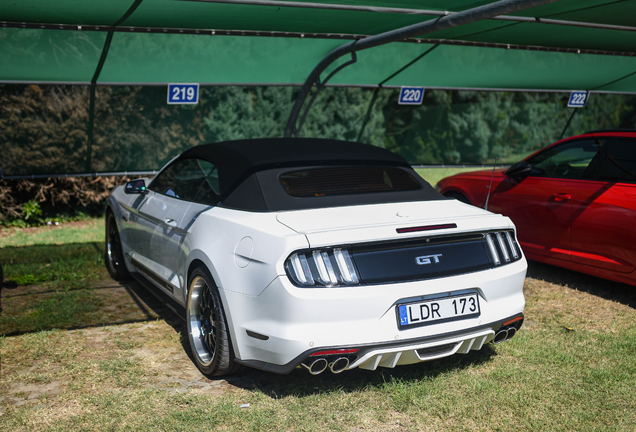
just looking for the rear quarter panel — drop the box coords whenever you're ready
[436,170,506,207]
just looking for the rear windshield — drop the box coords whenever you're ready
[280,166,421,197]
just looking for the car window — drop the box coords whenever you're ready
[527,139,602,179]
[280,166,421,197]
[150,158,220,204]
[594,139,636,182]
[192,160,221,205]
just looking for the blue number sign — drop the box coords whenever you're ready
[167,84,199,104]
[398,86,424,105]
[568,91,588,108]
[398,305,409,326]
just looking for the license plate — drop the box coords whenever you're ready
[397,293,480,329]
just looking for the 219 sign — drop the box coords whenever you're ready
[168,84,199,105]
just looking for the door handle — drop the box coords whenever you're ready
[164,218,177,227]
[551,193,572,202]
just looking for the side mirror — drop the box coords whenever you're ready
[506,161,532,179]
[124,179,148,194]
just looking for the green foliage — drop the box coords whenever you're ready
[382,89,636,164]
[21,200,42,223]
[203,86,292,141]
[202,86,388,147]
[1,84,635,178]
[0,85,90,175]
[300,86,388,148]
[0,176,132,225]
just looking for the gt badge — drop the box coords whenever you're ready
[416,254,442,265]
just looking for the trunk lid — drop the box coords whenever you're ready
[276,200,512,248]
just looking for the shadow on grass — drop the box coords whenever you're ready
[0,276,184,337]
[0,240,187,336]
[119,278,183,326]
[0,242,104,287]
[526,260,636,309]
[226,345,498,398]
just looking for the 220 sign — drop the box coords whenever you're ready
[398,86,424,105]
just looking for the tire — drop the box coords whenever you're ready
[444,191,471,205]
[105,211,131,281]
[187,265,242,377]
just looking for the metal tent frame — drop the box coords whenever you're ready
[2,0,636,177]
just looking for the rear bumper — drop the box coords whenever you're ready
[223,258,527,373]
[236,314,524,374]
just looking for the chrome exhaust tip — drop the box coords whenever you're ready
[329,357,350,374]
[505,327,517,341]
[493,329,508,344]
[302,358,329,375]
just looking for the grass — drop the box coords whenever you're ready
[0,218,105,289]
[2,219,636,431]
[415,167,484,187]
[0,219,107,334]
[0,218,104,248]
[0,243,105,287]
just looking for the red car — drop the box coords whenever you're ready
[437,130,636,287]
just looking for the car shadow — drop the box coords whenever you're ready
[121,277,184,325]
[134,276,502,395]
[525,260,636,309]
[225,344,498,397]
[0,273,185,337]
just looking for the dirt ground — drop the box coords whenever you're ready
[2,261,635,415]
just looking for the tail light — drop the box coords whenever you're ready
[286,248,360,287]
[485,230,522,266]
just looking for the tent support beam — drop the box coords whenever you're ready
[85,0,145,172]
[284,0,562,138]
[356,88,380,143]
[3,21,633,58]
[356,44,440,142]
[620,107,636,129]
[184,0,636,34]
[85,31,115,173]
[558,109,578,141]
[294,52,358,138]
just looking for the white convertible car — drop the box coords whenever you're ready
[105,138,526,377]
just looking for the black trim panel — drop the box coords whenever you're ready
[352,237,491,284]
[131,273,186,319]
[129,255,178,294]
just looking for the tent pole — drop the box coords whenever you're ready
[620,107,636,129]
[558,109,578,141]
[293,53,357,137]
[186,1,636,34]
[356,88,380,143]
[284,0,562,138]
[85,0,145,173]
[356,44,441,142]
[85,83,98,173]
[85,31,115,173]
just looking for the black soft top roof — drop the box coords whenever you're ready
[178,138,412,199]
[170,138,442,211]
